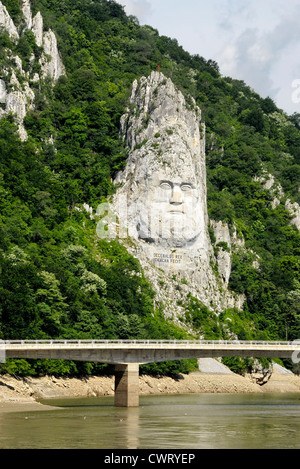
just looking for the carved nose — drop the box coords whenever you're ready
[170,187,183,204]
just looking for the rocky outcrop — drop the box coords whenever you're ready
[0,2,19,40]
[285,199,300,230]
[111,72,244,319]
[255,172,300,231]
[40,29,65,81]
[0,0,65,139]
[32,11,43,47]
[210,220,232,285]
[21,0,33,30]
[0,54,35,140]
[20,0,65,81]
[0,66,35,140]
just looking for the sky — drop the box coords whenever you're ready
[120,0,300,115]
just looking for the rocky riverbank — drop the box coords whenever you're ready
[1,362,300,412]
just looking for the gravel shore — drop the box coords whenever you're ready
[1,362,300,413]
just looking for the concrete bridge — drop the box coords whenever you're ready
[1,339,300,407]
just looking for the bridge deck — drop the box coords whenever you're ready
[1,339,299,350]
[2,340,299,407]
[1,339,299,361]
[1,339,297,346]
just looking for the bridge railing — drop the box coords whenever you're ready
[1,339,297,346]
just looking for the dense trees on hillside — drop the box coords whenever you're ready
[0,0,299,375]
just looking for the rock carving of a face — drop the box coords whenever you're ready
[115,72,207,251]
[136,168,201,248]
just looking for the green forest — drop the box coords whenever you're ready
[0,0,299,377]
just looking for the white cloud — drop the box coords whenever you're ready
[121,0,152,21]
[217,5,300,111]
[119,0,300,114]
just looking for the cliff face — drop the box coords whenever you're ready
[253,172,300,234]
[113,72,244,320]
[116,71,210,254]
[0,0,65,140]
[0,2,19,40]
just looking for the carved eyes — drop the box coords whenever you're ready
[160,182,172,190]
[160,182,192,191]
[181,184,192,192]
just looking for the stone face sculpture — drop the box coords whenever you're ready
[133,166,202,248]
[114,71,212,271]
[109,71,244,313]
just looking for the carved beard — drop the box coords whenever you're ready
[136,210,201,247]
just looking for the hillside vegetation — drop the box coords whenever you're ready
[0,0,299,376]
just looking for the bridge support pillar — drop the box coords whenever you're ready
[114,363,139,407]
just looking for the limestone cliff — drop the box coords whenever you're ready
[112,72,244,322]
[21,0,65,82]
[0,0,65,140]
[0,2,19,40]
[255,172,300,231]
[286,199,300,230]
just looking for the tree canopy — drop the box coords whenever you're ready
[0,0,299,376]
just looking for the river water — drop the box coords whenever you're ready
[1,393,300,449]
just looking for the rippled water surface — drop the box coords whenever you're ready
[1,393,300,449]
